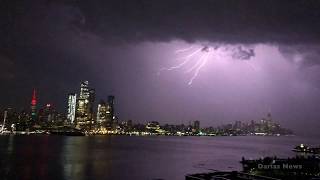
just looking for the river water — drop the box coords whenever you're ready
[0,135,318,180]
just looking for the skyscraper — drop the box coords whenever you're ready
[88,88,95,123]
[76,81,95,128]
[96,100,107,127]
[80,81,89,99]
[30,89,37,120]
[76,81,89,126]
[67,93,77,124]
[106,95,115,125]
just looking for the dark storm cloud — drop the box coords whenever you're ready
[62,0,320,65]
[70,0,320,44]
[0,0,319,92]
[231,47,255,60]
[1,0,320,63]
[278,45,320,67]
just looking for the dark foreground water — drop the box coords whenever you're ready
[0,135,318,180]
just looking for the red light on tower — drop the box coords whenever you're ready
[31,89,37,118]
[31,89,37,106]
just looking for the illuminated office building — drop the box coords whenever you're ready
[88,88,95,123]
[96,100,107,127]
[106,95,115,123]
[76,81,95,127]
[80,81,90,99]
[67,93,77,124]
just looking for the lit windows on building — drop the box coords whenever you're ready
[96,100,107,126]
[67,93,77,124]
[76,81,95,127]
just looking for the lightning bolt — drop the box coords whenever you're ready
[159,45,213,85]
[188,52,211,85]
[175,46,194,54]
[158,48,202,73]
[187,53,207,73]
[159,44,256,85]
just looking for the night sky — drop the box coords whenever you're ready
[1,0,320,136]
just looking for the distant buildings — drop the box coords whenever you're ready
[2,81,109,131]
[37,104,65,127]
[38,104,54,123]
[0,80,294,136]
[64,81,115,130]
[192,120,200,133]
[146,121,160,130]
[205,113,293,136]
[146,121,166,134]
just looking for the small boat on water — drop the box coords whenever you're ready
[293,144,320,154]
[293,144,311,152]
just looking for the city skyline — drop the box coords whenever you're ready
[1,1,320,136]
[0,80,296,134]
[0,81,293,136]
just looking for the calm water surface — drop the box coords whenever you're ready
[0,135,318,180]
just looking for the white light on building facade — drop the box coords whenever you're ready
[67,93,77,124]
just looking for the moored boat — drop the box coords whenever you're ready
[293,144,320,154]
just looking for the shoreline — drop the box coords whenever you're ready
[0,131,295,137]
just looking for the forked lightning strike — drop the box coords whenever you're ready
[159,45,214,85]
[159,44,257,85]
[188,51,211,85]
